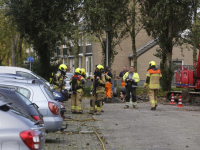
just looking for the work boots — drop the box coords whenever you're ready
[155,105,158,110]
[133,105,138,109]
[151,107,156,111]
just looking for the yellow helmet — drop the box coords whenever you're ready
[81,68,85,75]
[75,68,81,74]
[59,64,67,71]
[97,64,103,71]
[149,61,156,67]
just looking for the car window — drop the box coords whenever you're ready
[44,86,55,99]
[17,87,31,99]
[16,71,37,79]
[15,91,32,105]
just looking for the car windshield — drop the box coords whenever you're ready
[15,91,32,105]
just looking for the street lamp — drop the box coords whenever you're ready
[103,27,111,66]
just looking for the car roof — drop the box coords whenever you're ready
[0,66,31,72]
[0,80,43,88]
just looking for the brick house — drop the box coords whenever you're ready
[54,29,197,84]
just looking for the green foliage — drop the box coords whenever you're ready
[83,86,91,97]
[83,0,130,68]
[6,0,76,79]
[138,0,194,91]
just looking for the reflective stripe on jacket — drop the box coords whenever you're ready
[144,69,162,89]
[53,72,63,90]
[123,72,140,87]
[91,74,106,93]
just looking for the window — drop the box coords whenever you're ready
[17,87,31,99]
[15,92,32,105]
[70,58,75,73]
[44,86,55,100]
[16,71,37,79]
[172,60,183,71]
[86,56,93,76]
[79,57,82,68]
[86,34,91,45]
[78,33,83,46]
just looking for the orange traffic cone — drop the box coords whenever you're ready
[177,95,183,107]
[169,93,175,104]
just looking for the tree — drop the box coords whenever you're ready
[138,0,193,91]
[83,0,129,68]
[123,0,143,71]
[7,0,76,79]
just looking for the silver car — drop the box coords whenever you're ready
[0,81,63,133]
[0,66,50,86]
[0,101,46,150]
[64,72,73,96]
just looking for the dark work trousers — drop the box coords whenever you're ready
[125,84,136,103]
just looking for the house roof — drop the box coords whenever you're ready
[129,39,157,58]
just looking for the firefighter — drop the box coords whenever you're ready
[89,64,106,115]
[104,66,113,102]
[70,68,86,114]
[53,64,67,93]
[123,66,140,109]
[144,61,162,110]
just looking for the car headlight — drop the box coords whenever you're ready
[53,92,61,98]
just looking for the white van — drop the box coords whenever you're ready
[0,66,50,86]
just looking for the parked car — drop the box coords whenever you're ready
[0,66,50,86]
[64,72,73,97]
[0,88,44,124]
[0,101,46,150]
[0,81,65,132]
[0,75,66,101]
[0,71,69,101]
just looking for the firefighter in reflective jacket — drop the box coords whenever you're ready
[123,66,140,109]
[70,68,86,114]
[53,64,67,93]
[144,61,162,110]
[105,66,113,100]
[89,64,106,115]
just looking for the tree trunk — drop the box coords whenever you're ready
[11,34,19,66]
[39,43,51,80]
[193,0,197,67]
[161,46,173,91]
[74,21,79,69]
[131,0,137,71]
[18,35,23,67]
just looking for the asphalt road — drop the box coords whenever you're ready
[95,102,200,150]
[45,99,200,150]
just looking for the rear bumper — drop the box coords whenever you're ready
[43,116,63,132]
